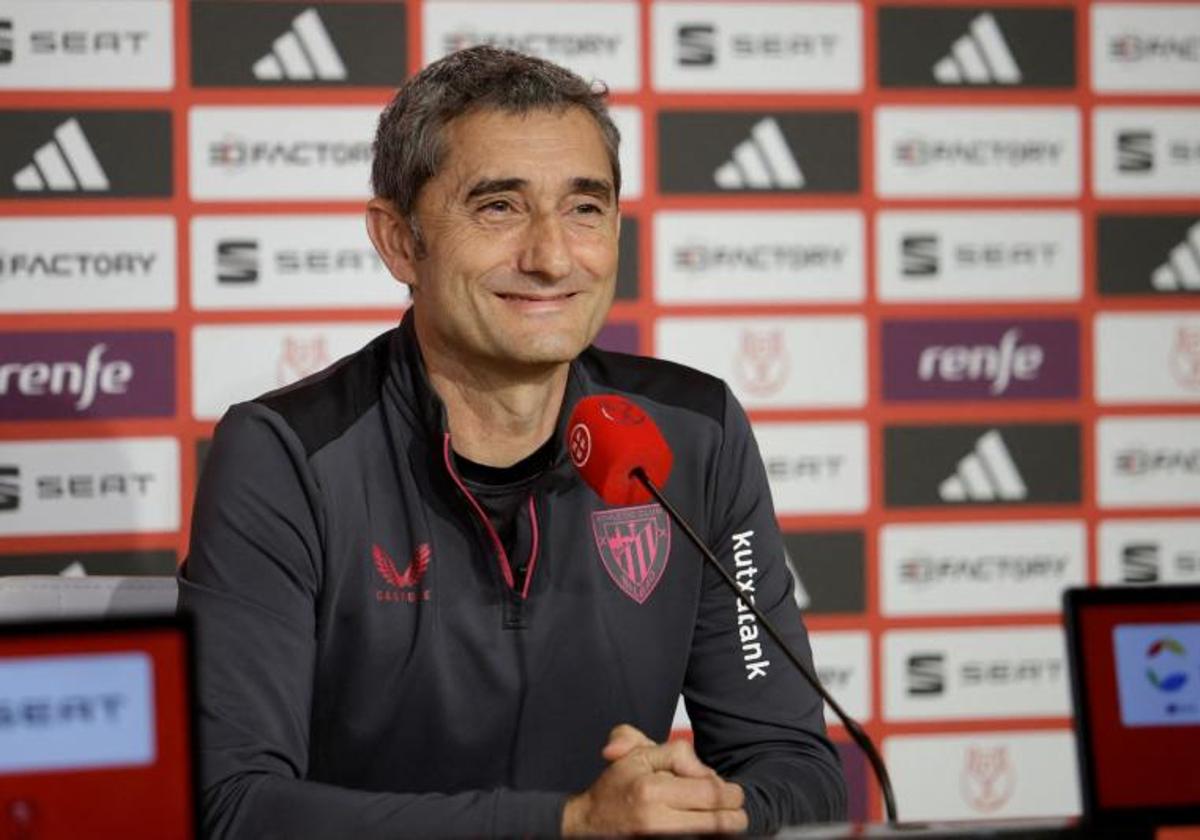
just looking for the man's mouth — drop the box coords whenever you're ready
[496,292,578,302]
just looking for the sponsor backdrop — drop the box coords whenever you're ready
[2,0,1199,824]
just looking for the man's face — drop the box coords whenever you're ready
[404,106,619,373]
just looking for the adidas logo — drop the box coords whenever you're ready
[713,117,805,190]
[938,429,1028,502]
[1153,222,1200,291]
[931,12,1021,85]
[12,118,110,192]
[252,8,346,81]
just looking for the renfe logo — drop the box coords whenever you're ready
[882,319,1079,401]
[0,331,174,420]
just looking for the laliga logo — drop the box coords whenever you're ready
[1145,637,1189,693]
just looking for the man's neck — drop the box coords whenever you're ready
[420,341,568,468]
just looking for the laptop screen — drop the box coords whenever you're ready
[1066,585,1200,826]
[0,616,195,839]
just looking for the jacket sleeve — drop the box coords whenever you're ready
[178,403,566,839]
[681,386,848,833]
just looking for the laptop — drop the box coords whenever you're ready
[1064,585,1200,829]
[0,615,197,839]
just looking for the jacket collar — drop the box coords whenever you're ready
[386,309,594,471]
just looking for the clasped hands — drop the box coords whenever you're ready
[562,724,748,835]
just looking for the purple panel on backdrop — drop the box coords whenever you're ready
[594,322,640,355]
[882,319,1079,401]
[0,331,175,420]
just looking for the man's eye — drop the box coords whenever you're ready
[574,202,603,215]
[480,199,513,213]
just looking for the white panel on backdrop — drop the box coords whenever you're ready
[883,627,1070,721]
[0,216,176,313]
[751,422,868,515]
[191,322,393,421]
[422,1,640,92]
[609,106,642,201]
[191,216,409,311]
[1092,5,1200,93]
[810,630,871,725]
[1094,108,1200,197]
[880,521,1086,617]
[1098,519,1200,585]
[651,2,862,92]
[875,107,1081,198]
[655,316,865,409]
[189,106,378,201]
[653,211,864,304]
[876,210,1082,303]
[1096,313,1200,404]
[0,0,172,90]
[885,731,1080,822]
[1097,416,1200,509]
[0,438,179,537]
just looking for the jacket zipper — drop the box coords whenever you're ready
[441,432,540,599]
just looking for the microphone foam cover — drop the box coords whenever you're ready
[567,395,673,506]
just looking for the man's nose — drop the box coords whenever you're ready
[518,211,573,281]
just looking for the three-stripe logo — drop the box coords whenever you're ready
[11,118,109,192]
[931,12,1021,84]
[1154,222,1200,291]
[252,8,346,81]
[938,430,1028,502]
[713,117,805,190]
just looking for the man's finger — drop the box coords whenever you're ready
[643,806,750,835]
[600,724,655,762]
[638,772,745,813]
[636,737,718,780]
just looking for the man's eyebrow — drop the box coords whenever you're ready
[465,178,526,200]
[572,177,614,202]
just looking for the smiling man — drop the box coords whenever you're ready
[180,46,845,838]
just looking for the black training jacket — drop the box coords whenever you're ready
[179,314,846,838]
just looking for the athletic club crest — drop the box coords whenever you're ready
[592,504,671,604]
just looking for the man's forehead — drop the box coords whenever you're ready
[439,106,612,189]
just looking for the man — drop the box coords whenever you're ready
[180,46,845,838]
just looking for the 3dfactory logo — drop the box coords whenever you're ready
[372,542,431,603]
[207,136,372,170]
[1115,447,1200,477]
[1144,637,1189,693]
[1110,34,1200,63]
[894,137,1063,168]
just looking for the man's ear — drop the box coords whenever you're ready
[365,197,423,291]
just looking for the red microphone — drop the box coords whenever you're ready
[567,395,673,505]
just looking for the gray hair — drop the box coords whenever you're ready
[371,46,621,219]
